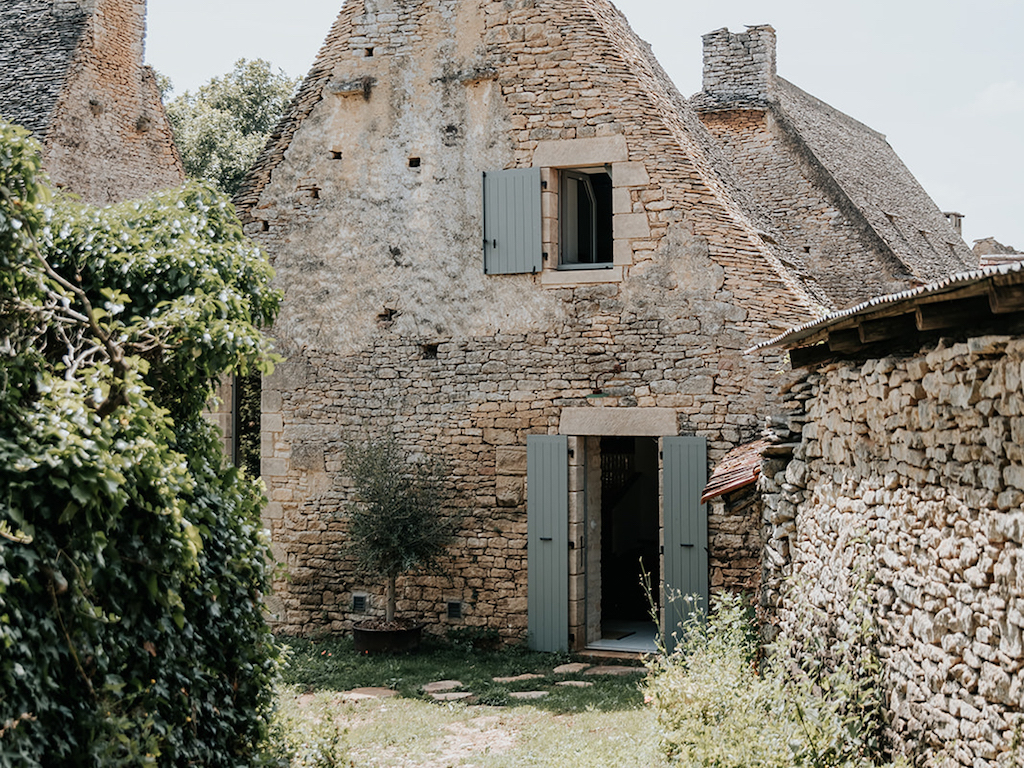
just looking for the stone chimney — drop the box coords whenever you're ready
[701,25,777,103]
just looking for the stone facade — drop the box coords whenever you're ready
[694,26,976,310]
[761,332,1024,766]
[0,0,184,204]
[236,0,969,648]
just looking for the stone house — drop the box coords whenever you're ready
[0,0,183,205]
[235,0,973,651]
[754,263,1024,767]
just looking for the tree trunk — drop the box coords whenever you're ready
[386,574,397,622]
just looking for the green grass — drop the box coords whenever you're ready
[278,635,647,713]
[271,686,669,768]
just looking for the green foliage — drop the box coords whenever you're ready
[0,119,282,765]
[644,592,904,768]
[265,689,351,768]
[343,436,457,621]
[165,59,298,196]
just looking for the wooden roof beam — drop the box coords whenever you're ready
[916,297,991,332]
[858,313,917,344]
[989,283,1024,314]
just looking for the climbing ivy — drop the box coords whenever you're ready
[0,120,282,766]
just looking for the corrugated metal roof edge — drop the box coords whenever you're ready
[749,261,1024,353]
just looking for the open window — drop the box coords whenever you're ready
[559,169,613,268]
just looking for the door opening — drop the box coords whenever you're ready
[589,436,659,651]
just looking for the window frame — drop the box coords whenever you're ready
[558,166,614,271]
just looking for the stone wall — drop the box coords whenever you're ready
[242,0,822,642]
[761,336,1024,766]
[42,0,184,204]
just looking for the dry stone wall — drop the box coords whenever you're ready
[761,336,1024,766]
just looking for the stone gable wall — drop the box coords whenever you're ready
[245,0,816,640]
[761,337,1024,766]
[41,0,184,204]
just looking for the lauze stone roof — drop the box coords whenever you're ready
[0,0,89,136]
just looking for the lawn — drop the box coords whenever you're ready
[271,635,669,767]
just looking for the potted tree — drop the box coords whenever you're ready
[343,435,456,653]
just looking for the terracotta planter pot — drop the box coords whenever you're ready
[352,622,423,654]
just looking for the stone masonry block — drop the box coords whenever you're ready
[613,212,650,240]
[612,161,650,187]
[496,446,527,475]
[496,476,524,507]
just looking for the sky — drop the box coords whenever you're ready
[147,0,1023,250]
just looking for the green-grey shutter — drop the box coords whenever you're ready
[662,436,708,652]
[483,168,542,275]
[527,435,569,652]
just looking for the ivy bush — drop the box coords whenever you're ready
[0,120,281,766]
[644,592,905,768]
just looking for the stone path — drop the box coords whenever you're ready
[335,662,647,705]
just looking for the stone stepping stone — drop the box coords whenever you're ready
[492,673,546,683]
[509,690,549,700]
[583,665,647,677]
[341,687,398,701]
[553,662,591,675]
[431,691,475,702]
[422,680,464,693]
[556,680,594,688]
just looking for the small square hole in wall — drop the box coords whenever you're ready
[364,47,374,57]
[331,150,343,160]
[421,343,439,360]
[408,157,421,169]
[447,601,463,620]
[352,594,368,613]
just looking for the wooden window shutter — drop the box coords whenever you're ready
[662,436,709,653]
[482,168,542,275]
[526,435,569,652]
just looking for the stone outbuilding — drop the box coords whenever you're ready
[235,0,972,652]
[0,0,184,204]
[753,262,1024,767]
[693,25,975,309]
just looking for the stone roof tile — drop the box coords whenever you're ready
[0,0,89,136]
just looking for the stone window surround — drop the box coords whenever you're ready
[533,136,652,287]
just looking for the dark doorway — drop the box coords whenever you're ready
[599,436,660,626]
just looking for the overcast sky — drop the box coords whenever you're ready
[148,0,1024,250]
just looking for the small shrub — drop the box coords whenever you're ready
[265,689,351,767]
[644,592,905,768]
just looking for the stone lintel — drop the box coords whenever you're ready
[533,135,629,168]
[559,407,677,436]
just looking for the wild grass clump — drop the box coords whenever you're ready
[264,688,351,768]
[644,592,906,768]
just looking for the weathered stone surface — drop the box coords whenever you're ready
[553,662,591,675]
[492,673,545,684]
[0,0,184,206]
[422,680,464,694]
[556,680,593,688]
[508,690,549,700]
[342,687,398,701]
[430,691,475,702]
[762,335,1024,767]
[583,665,647,677]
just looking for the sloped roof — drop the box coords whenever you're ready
[701,439,769,503]
[0,0,89,136]
[754,261,1024,368]
[775,78,977,284]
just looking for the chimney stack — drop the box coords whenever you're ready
[701,25,777,104]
